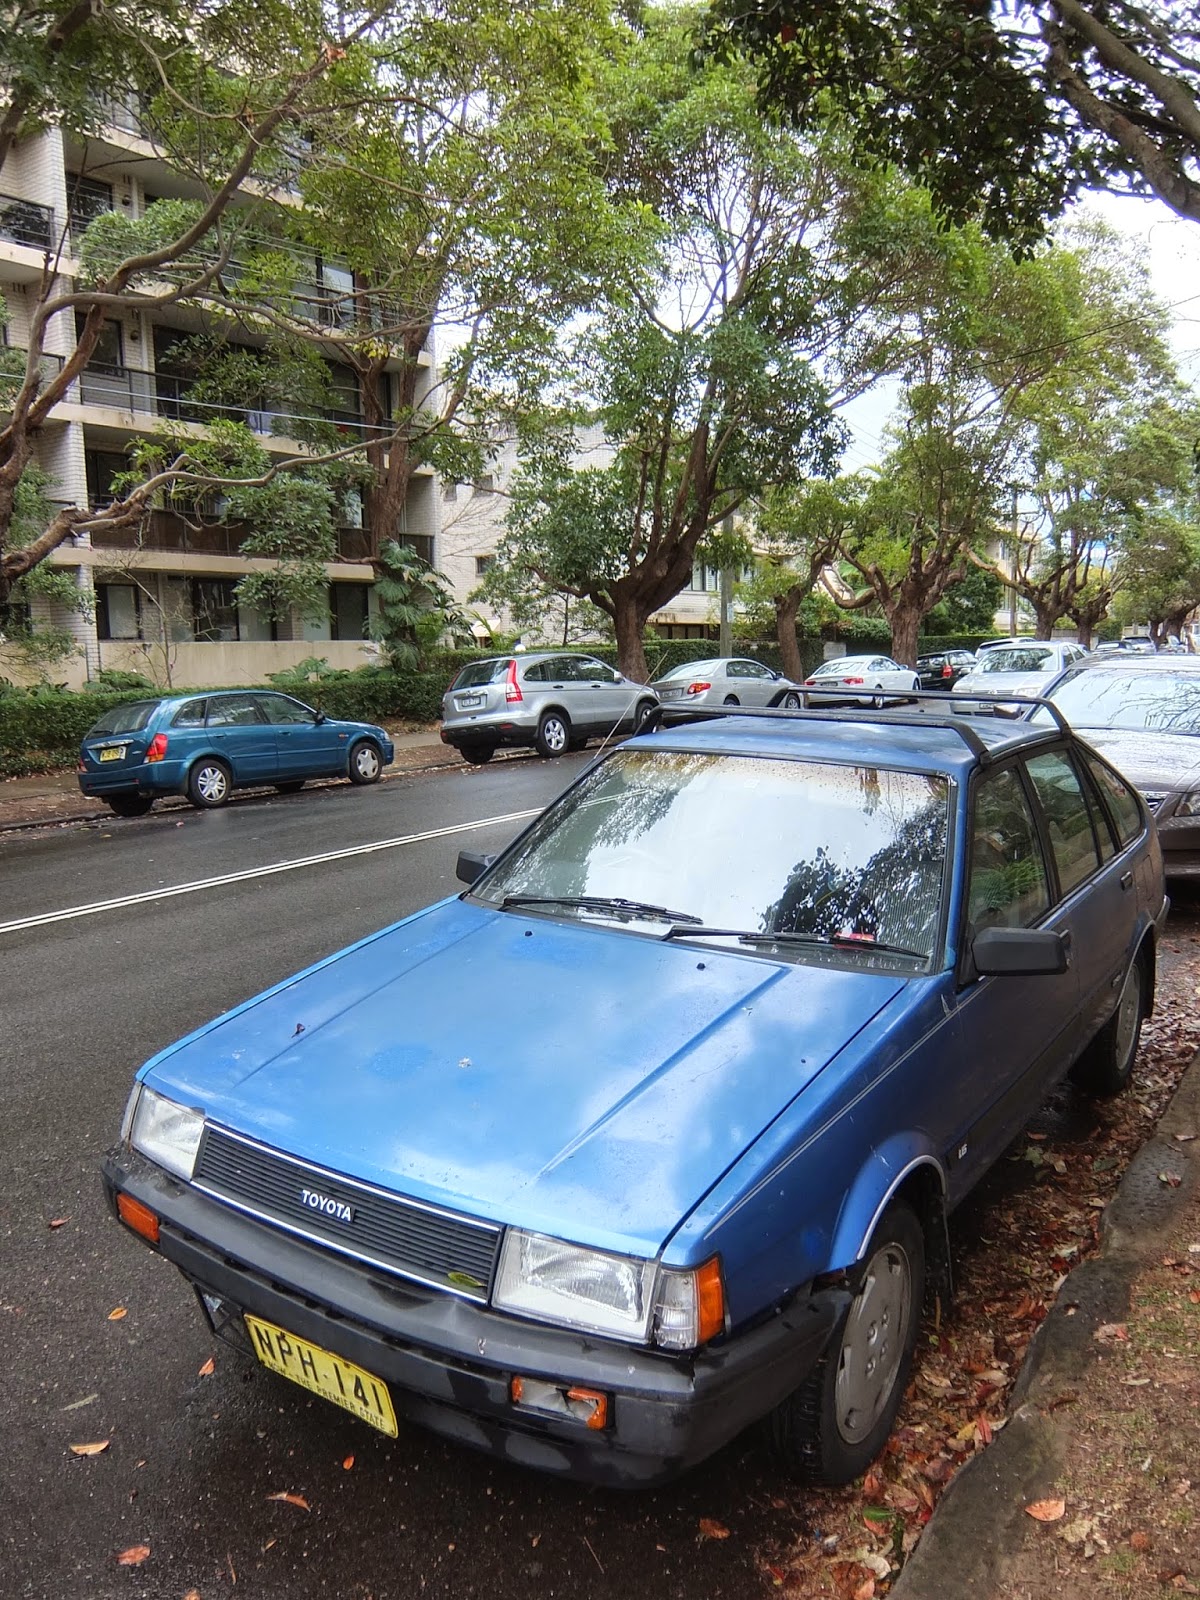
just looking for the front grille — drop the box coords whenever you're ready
[1143,792,1166,812]
[194,1126,501,1300]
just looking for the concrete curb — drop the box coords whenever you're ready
[892,1050,1200,1598]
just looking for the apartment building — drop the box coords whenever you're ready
[0,111,439,689]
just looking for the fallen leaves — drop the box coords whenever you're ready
[1094,1322,1129,1343]
[48,1217,69,1229]
[69,1440,110,1457]
[197,1356,215,1376]
[698,1518,730,1541]
[1025,1498,1067,1523]
[115,1545,150,1566]
[266,1491,310,1511]
[107,1307,127,1322]
[342,1454,355,1471]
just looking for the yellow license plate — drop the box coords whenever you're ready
[245,1315,398,1437]
[99,747,125,762]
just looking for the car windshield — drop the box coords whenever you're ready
[659,659,720,681]
[814,658,869,675]
[86,701,158,735]
[1048,670,1200,733]
[450,659,511,690]
[979,647,1054,674]
[475,749,950,966]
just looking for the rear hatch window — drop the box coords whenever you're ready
[85,701,159,737]
[450,660,512,690]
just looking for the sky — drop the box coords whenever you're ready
[839,191,1200,475]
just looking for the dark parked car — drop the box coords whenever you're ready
[1044,655,1200,879]
[78,691,394,815]
[916,649,977,690]
[104,701,1165,1486]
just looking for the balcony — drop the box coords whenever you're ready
[89,506,372,564]
[0,192,53,251]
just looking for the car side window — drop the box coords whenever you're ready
[1024,751,1102,896]
[256,693,314,726]
[576,658,618,683]
[1085,755,1144,847]
[522,661,548,683]
[967,768,1051,931]
[206,694,267,728]
[171,699,207,728]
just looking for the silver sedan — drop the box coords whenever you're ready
[651,657,803,709]
[803,654,920,707]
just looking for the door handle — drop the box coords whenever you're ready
[1120,870,1134,891]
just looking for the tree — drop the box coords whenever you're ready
[1118,513,1200,643]
[744,481,859,678]
[370,541,471,668]
[0,0,633,620]
[702,1,1200,244]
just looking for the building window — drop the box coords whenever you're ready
[474,474,495,495]
[67,174,114,240]
[474,555,496,578]
[399,535,434,565]
[85,449,129,507]
[97,583,141,641]
[331,583,370,641]
[191,578,239,642]
[442,482,458,502]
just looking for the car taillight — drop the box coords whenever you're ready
[844,677,863,685]
[804,679,817,686]
[942,662,953,678]
[505,661,523,704]
[146,733,168,762]
[686,681,711,695]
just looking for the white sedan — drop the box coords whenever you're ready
[803,654,921,707]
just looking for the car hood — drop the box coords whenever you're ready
[142,900,906,1257]
[955,669,1055,698]
[1075,727,1200,792]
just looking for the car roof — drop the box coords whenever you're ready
[1061,654,1200,673]
[635,707,1059,779]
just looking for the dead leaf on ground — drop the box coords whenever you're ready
[1095,1322,1129,1343]
[183,1590,201,1600]
[342,1455,355,1470]
[266,1491,310,1510]
[197,1356,215,1376]
[48,1217,69,1229]
[1130,1530,1153,1550]
[1025,1498,1067,1523]
[1158,1171,1183,1187]
[698,1518,730,1541]
[69,1440,110,1457]
[853,1580,876,1600]
[107,1306,127,1322]
[115,1545,150,1566]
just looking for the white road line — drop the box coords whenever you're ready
[0,809,541,937]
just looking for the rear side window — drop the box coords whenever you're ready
[1086,755,1144,846]
[87,701,157,736]
[968,767,1051,931]
[206,694,267,727]
[171,699,207,728]
[1024,751,1101,896]
[450,659,510,690]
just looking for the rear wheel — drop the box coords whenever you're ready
[535,711,570,758]
[187,758,232,809]
[461,743,495,765]
[764,1203,924,1485]
[348,740,382,785]
[632,699,657,733]
[872,684,886,709]
[1072,950,1146,1096]
[780,691,802,710]
[106,793,154,818]
[722,694,740,706]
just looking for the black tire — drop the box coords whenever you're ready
[274,780,305,794]
[461,744,495,765]
[567,734,589,752]
[1071,949,1147,1096]
[632,699,657,733]
[535,710,570,758]
[780,691,802,710]
[872,685,886,709]
[764,1203,925,1485]
[722,694,740,706]
[106,793,154,818]
[348,740,382,785]
[187,757,232,809]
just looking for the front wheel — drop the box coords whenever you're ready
[106,793,154,818]
[188,757,232,809]
[535,711,570,758]
[632,699,657,733]
[348,740,382,785]
[461,743,495,765]
[872,685,886,709]
[1072,951,1146,1096]
[780,691,802,710]
[763,1203,925,1485]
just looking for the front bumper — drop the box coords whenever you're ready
[103,1145,846,1486]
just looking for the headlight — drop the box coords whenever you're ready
[494,1230,657,1341]
[494,1230,727,1350]
[1174,790,1200,818]
[128,1086,205,1180]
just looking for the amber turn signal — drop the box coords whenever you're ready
[116,1192,160,1244]
[695,1257,726,1344]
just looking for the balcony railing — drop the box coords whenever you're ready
[88,507,372,563]
[0,192,53,251]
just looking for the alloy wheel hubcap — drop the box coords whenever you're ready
[1114,962,1141,1068]
[834,1241,912,1444]
[356,747,379,779]
[545,720,566,752]
[198,767,227,802]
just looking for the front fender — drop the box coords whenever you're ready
[828,1133,946,1270]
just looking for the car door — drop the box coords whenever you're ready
[944,761,1081,1200]
[530,656,587,732]
[204,693,277,782]
[730,659,780,707]
[573,656,627,730]
[257,692,342,778]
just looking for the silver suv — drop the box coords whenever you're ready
[439,652,659,764]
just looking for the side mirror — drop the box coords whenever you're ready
[972,925,1070,976]
[456,849,496,886]
[313,710,326,725]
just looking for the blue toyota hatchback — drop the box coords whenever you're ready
[103,701,1165,1485]
[78,690,395,815]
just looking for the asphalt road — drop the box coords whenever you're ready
[3,761,1198,1600]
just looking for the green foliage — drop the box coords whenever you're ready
[371,541,472,668]
[94,668,156,691]
[925,566,1006,634]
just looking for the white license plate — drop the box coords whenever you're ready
[458,694,484,709]
[99,746,127,763]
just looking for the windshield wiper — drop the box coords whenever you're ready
[501,894,703,925]
[663,925,925,958]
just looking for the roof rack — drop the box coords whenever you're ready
[648,689,1071,764]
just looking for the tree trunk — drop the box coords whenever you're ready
[774,588,804,681]
[888,606,921,670]
[612,592,650,684]
[1076,620,1094,648]
[1032,603,1059,639]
